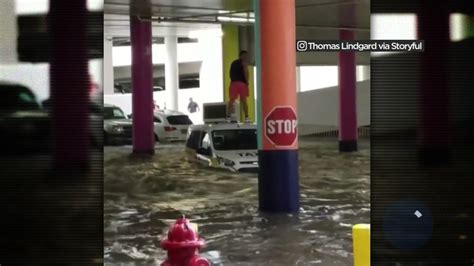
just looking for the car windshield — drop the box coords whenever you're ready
[167,115,193,125]
[104,107,126,120]
[212,129,257,150]
[0,85,40,112]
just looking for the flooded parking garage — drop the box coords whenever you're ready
[104,137,370,265]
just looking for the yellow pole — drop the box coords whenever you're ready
[222,24,255,122]
[246,66,256,122]
[353,224,370,266]
[222,25,239,104]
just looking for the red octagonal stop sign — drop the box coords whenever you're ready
[264,106,298,147]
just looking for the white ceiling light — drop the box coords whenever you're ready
[217,16,255,23]
[16,0,103,14]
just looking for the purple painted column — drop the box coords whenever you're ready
[417,2,450,165]
[338,29,358,152]
[49,0,89,170]
[130,16,155,154]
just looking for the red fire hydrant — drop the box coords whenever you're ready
[161,216,211,266]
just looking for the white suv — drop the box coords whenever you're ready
[103,104,133,145]
[153,110,193,143]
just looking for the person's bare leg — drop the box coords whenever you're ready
[241,97,249,119]
[227,100,235,117]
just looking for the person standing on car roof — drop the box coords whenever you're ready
[227,50,251,122]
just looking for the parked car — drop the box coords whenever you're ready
[129,109,193,143]
[153,110,193,143]
[185,122,258,173]
[103,104,133,145]
[0,81,51,154]
[42,98,103,148]
[114,83,164,94]
[89,101,103,147]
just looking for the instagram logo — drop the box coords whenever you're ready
[296,40,307,52]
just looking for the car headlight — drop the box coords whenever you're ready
[111,125,124,134]
[217,156,235,167]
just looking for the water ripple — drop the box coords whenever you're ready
[104,138,370,265]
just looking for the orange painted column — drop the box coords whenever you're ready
[258,0,299,213]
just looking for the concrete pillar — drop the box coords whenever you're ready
[104,36,114,95]
[130,16,155,154]
[49,0,89,171]
[461,15,474,39]
[165,35,179,111]
[363,65,370,80]
[338,30,358,152]
[257,0,299,213]
[417,1,450,165]
[357,65,370,81]
[0,0,17,63]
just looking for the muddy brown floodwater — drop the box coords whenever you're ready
[104,137,370,265]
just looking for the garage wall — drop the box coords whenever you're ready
[113,62,201,81]
[105,32,223,125]
[0,59,103,103]
[298,79,370,135]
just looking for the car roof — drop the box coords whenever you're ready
[0,80,23,86]
[104,103,118,108]
[0,81,31,90]
[190,122,257,132]
[154,109,186,116]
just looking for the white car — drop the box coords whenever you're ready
[185,122,258,173]
[103,104,133,145]
[153,110,193,143]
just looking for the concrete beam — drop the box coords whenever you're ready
[0,0,17,63]
[104,37,114,95]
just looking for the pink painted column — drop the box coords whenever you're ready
[338,29,358,152]
[49,0,89,170]
[130,16,155,154]
[417,1,450,165]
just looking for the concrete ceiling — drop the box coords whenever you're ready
[371,0,474,13]
[114,61,202,80]
[104,0,371,65]
[105,0,369,31]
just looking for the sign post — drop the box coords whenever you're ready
[265,106,298,147]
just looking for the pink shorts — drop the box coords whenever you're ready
[229,81,249,102]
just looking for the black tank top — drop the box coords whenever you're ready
[230,59,247,84]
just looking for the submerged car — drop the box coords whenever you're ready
[103,104,132,145]
[153,110,193,143]
[185,122,258,173]
[0,81,51,154]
